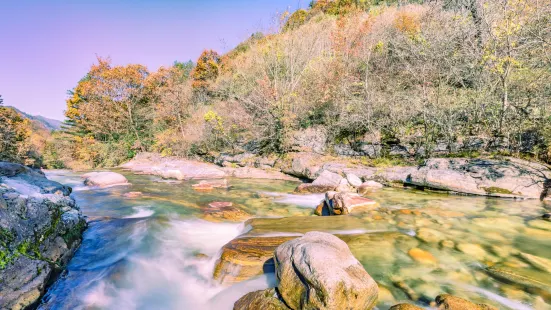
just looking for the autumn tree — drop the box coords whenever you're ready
[191,50,221,94]
[64,57,152,165]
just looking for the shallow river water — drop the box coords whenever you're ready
[39,170,551,310]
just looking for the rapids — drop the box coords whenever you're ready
[38,170,551,309]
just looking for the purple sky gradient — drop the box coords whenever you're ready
[0,0,307,120]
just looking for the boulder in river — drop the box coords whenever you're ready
[233,232,379,310]
[274,232,378,310]
[326,191,377,215]
[0,162,86,309]
[407,158,550,199]
[82,171,129,187]
[357,180,384,195]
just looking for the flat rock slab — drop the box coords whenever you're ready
[82,171,129,187]
[407,158,550,199]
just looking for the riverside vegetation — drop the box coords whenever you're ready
[1,0,548,169]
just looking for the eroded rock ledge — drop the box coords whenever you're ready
[0,162,86,309]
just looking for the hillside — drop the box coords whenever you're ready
[46,0,551,169]
[7,106,63,131]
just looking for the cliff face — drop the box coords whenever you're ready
[0,162,86,309]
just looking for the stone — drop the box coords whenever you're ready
[357,181,384,195]
[0,162,86,309]
[275,232,378,310]
[288,126,327,154]
[224,166,300,182]
[435,294,498,310]
[121,152,227,180]
[440,240,455,249]
[279,152,323,179]
[233,288,289,310]
[213,236,296,284]
[328,192,377,215]
[82,171,129,187]
[543,213,551,221]
[390,304,424,310]
[294,183,335,194]
[123,191,143,198]
[346,173,363,187]
[192,181,214,191]
[485,265,551,299]
[202,202,250,222]
[314,201,330,216]
[408,248,437,265]
[312,170,343,188]
[407,158,550,199]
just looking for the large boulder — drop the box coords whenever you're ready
[0,162,86,309]
[407,158,550,199]
[278,152,323,179]
[82,171,129,187]
[294,170,343,193]
[274,232,378,310]
[287,126,327,154]
[121,152,226,180]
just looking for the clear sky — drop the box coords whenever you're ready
[0,0,307,120]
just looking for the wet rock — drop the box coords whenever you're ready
[314,201,330,216]
[346,173,363,187]
[518,252,551,273]
[440,240,455,249]
[233,288,289,310]
[408,248,437,265]
[123,191,143,198]
[202,202,250,222]
[435,294,498,310]
[83,171,129,187]
[543,213,551,221]
[0,162,86,309]
[192,179,229,191]
[407,158,550,199]
[275,232,378,310]
[327,192,377,215]
[390,304,423,310]
[213,236,296,284]
[485,265,551,300]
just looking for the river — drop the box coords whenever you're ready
[38,170,551,309]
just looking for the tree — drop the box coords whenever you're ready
[65,57,152,159]
[191,50,221,92]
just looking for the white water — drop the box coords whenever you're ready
[262,192,325,208]
[123,206,155,219]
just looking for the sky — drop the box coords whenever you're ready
[0,0,307,120]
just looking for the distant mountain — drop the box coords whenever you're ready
[7,106,63,131]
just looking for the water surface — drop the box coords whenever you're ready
[40,170,551,309]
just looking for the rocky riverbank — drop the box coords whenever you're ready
[0,162,86,309]
[122,152,551,200]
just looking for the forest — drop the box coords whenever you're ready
[2,0,551,169]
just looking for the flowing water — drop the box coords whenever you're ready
[39,170,551,309]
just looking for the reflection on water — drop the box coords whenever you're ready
[40,170,551,309]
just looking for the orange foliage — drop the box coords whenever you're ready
[191,50,221,90]
[394,11,421,36]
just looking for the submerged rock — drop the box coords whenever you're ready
[389,304,424,310]
[435,294,497,310]
[123,191,143,198]
[275,232,378,310]
[202,202,251,222]
[82,171,129,187]
[0,162,86,309]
